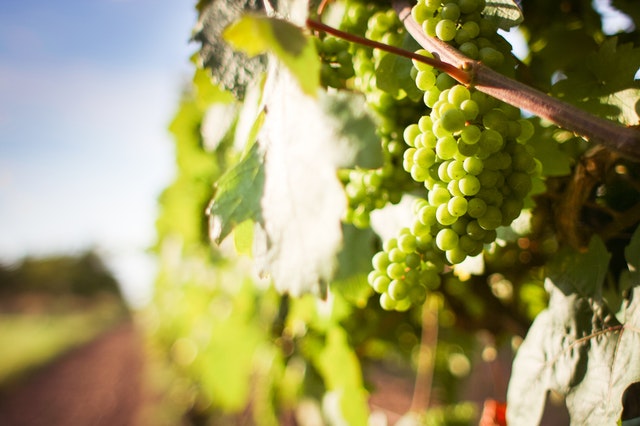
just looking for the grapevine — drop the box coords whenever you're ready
[159,0,640,424]
[310,0,540,311]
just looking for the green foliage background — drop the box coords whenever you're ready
[148,1,640,425]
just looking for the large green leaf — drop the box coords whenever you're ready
[208,143,265,244]
[507,237,640,425]
[249,67,389,297]
[223,14,320,97]
[193,0,268,100]
[552,38,640,126]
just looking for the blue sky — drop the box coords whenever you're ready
[0,0,197,306]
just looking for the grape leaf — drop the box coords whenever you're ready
[253,64,381,297]
[506,237,640,425]
[546,236,611,299]
[208,142,265,244]
[194,0,269,99]
[527,119,572,177]
[552,38,640,126]
[318,91,383,169]
[484,0,524,30]
[223,14,320,97]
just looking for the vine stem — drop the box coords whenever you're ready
[410,295,439,412]
[392,0,640,161]
[309,2,640,161]
[306,18,471,84]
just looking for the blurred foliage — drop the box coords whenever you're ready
[0,251,123,299]
[147,0,640,425]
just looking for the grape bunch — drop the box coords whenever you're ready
[338,3,425,228]
[315,36,355,89]
[411,0,515,73]
[366,0,540,311]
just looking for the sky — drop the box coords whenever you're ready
[0,0,198,307]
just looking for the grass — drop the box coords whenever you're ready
[0,297,127,385]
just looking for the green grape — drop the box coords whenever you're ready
[418,115,434,133]
[424,87,441,108]
[501,197,524,224]
[466,220,487,240]
[477,205,502,230]
[429,185,452,205]
[416,70,437,90]
[383,237,398,251]
[460,125,482,144]
[448,196,468,217]
[460,21,480,39]
[517,118,535,142]
[413,49,436,72]
[447,160,466,180]
[389,247,406,263]
[448,85,471,106]
[405,252,422,269]
[436,73,457,91]
[387,262,406,279]
[436,19,457,41]
[388,279,409,300]
[446,247,467,264]
[478,17,498,37]
[467,197,487,218]
[409,284,428,304]
[448,179,465,197]
[372,251,390,271]
[441,4,461,21]
[398,232,418,253]
[436,135,458,159]
[459,174,481,195]
[372,275,390,293]
[457,139,479,156]
[479,46,504,68]
[419,205,438,226]
[423,18,439,37]
[459,235,483,256]
[439,108,466,132]
[462,156,483,175]
[507,172,533,197]
[436,228,459,251]
[414,147,437,168]
[436,203,458,225]
[460,99,479,120]
[411,164,430,182]
[458,0,481,14]
[411,219,431,238]
[380,292,397,310]
[412,2,435,22]
[459,41,479,59]
[478,129,504,154]
[438,161,452,182]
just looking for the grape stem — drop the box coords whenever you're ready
[305,18,471,84]
[309,2,640,161]
[391,0,640,161]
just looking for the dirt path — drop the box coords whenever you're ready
[0,321,144,426]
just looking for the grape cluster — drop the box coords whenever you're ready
[366,0,540,311]
[338,3,424,228]
[315,36,355,89]
[412,0,515,73]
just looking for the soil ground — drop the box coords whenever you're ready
[0,321,144,426]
